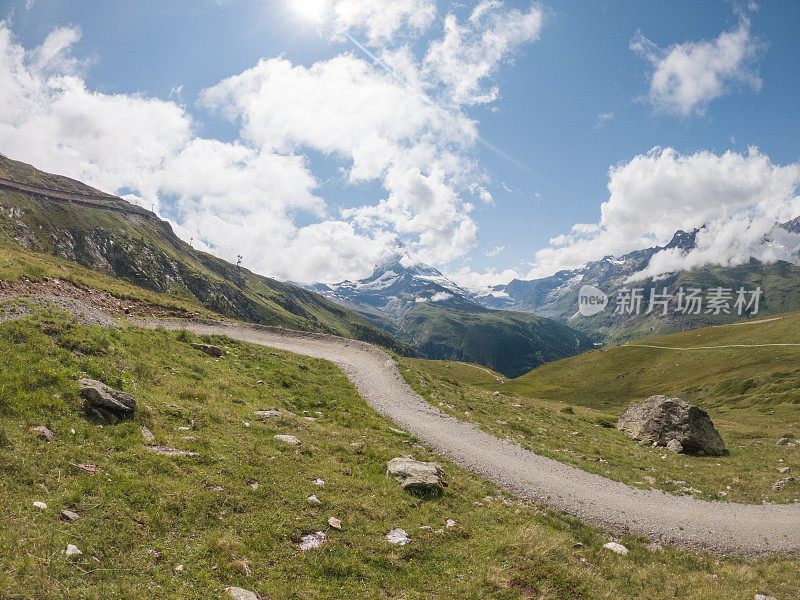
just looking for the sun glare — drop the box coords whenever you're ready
[290,0,327,22]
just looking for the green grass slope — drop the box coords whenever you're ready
[400,303,594,378]
[2,305,799,599]
[0,155,407,353]
[399,312,800,503]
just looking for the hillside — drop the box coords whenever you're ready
[3,302,798,599]
[400,302,593,378]
[312,255,592,377]
[479,229,800,344]
[399,312,800,504]
[0,155,407,353]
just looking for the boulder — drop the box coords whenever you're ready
[191,343,224,358]
[274,434,301,446]
[387,456,444,493]
[224,587,258,600]
[617,395,725,456]
[31,425,56,442]
[80,378,135,422]
[386,528,411,545]
[603,541,629,555]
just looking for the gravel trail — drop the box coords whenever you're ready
[139,318,800,556]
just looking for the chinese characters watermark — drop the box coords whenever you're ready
[578,285,762,317]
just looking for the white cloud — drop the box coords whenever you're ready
[447,266,520,295]
[423,1,543,105]
[529,147,800,278]
[631,16,761,115]
[332,0,436,44]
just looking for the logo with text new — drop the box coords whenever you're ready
[578,285,608,317]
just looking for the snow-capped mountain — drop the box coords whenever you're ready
[309,254,475,320]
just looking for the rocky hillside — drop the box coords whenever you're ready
[478,229,800,343]
[0,155,407,353]
[312,255,593,377]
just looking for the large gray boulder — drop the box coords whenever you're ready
[617,395,725,456]
[387,457,444,493]
[80,378,135,422]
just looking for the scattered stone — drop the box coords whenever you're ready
[61,509,80,521]
[274,434,301,446]
[492,391,500,397]
[307,495,322,505]
[510,402,522,408]
[254,409,281,419]
[33,501,47,510]
[80,378,135,422]
[299,531,326,551]
[248,482,260,490]
[312,478,325,486]
[751,440,763,445]
[30,425,56,442]
[181,436,197,442]
[386,528,411,545]
[666,439,684,454]
[773,477,796,491]
[177,426,191,431]
[778,466,791,474]
[755,594,778,600]
[147,549,162,559]
[328,517,342,530]
[65,544,82,557]
[191,343,224,358]
[174,564,184,572]
[387,456,444,493]
[73,463,102,475]
[718,491,728,497]
[645,542,663,552]
[445,519,456,528]
[145,446,199,458]
[141,426,155,442]
[643,476,657,485]
[603,541,629,555]
[224,587,258,600]
[777,437,790,446]
[617,395,725,456]
[210,486,224,492]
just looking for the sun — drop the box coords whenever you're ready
[289,0,327,22]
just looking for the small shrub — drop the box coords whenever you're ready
[560,406,574,414]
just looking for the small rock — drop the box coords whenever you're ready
[65,544,82,557]
[174,564,184,572]
[248,482,260,490]
[147,549,162,559]
[80,378,135,421]
[328,517,342,530]
[299,531,326,551]
[33,501,47,510]
[191,343,224,358]
[31,426,56,442]
[182,436,197,442]
[643,476,657,485]
[141,426,155,442]
[777,437,790,446]
[225,587,258,600]
[773,477,797,491]
[645,542,663,552]
[177,426,191,431]
[387,456,444,493]
[492,391,500,397]
[510,402,522,408]
[386,528,410,545]
[778,466,791,474]
[74,463,102,475]
[754,594,778,600]
[307,494,322,505]
[254,409,281,419]
[666,439,683,454]
[312,478,325,486]
[61,509,80,521]
[718,491,728,497]
[274,434,300,446]
[145,446,199,458]
[603,541,629,555]
[445,519,456,528]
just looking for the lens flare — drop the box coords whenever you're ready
[289,0,327,22]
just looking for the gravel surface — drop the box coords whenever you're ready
[136,318,800,556]
[0,295,118,327]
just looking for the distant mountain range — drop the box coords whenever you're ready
[310,255,593,377]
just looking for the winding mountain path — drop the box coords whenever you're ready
[141,318,800,556]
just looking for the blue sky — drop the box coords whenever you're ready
[1,1,799,287]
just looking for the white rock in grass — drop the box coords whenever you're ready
[755,595,778,600]
[603,541,629,555]
[328,517,342,530]
[307,495,322,505]
[33,501,47,510]
[65,544,82,557]
[386,528,411,545]
[445,519,456,528]
[274,434,300,446]
[313,478,325,486]
[141,426,155,442]
[224,587,258,600]
[299,531,326,551]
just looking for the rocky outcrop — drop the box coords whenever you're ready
[192,343,224,357]
[387,456,444,493]
[617,395,725,456]
[80,378,135,422]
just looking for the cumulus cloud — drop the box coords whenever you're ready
[528,147,800,278]
[447,265,521,295]
[631,16,762,115]
[331,0,436,44]
[423,1,544,105]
